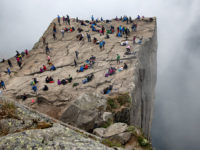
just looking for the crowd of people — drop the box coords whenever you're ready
[0,14,150,101]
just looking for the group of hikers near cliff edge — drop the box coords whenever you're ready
[0,14,151,99]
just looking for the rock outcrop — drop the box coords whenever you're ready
[0,16,157,149]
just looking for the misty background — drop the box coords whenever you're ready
[0,0,200,149]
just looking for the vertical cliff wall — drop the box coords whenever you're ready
[130,24,157,138]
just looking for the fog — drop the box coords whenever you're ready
[0,0,200,149]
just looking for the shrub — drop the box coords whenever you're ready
[102,139,122,147]
[137,136,149,147]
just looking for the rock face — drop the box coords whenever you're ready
[0,17,157,139]
[93,123,131,145]
[0,100,115,150]
[130,26,157,137]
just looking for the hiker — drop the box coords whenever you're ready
[87,33,91,42]
[133,36,136,44]
[16,50,20,56]
[43,85,48,91]
[63,16,65,24]
[43,65,47,71]
[84,64,88,69]
[53,32,57,40]
[138,37,143,44]
[101,17,103,22]
[91,15,94,21]
[32,85,37,94]
[124,63,128,69]
[74,59,77,67]
[117,54,120,64]
[132,23,137,32]
[93,37,97,44]
[57,79,61,85]
[103,85,113,94]
[67,74,73,83]
[25,49,29,56]
[75,51,79,59]
[57,15,61,25]
[47,55,51,62]
[42,36,46,45]
[137,15,141,20]
[61,29,65,38]
[126,45,131,53]
[45,44,50,54]
[121,41,128,46]
[17,61,22,69]
[8,59,12,67]
[40,67,44,73]
[7,68,11,76]
[99,41,103,50]
[81,21,87,26]
[33,78,38,84]
[53,23,56,33]
[105,34,110,39]
[102,26,105,35]
[50,65,56,71]
[1,80,6,90]
[22,93,27,101]
[46,76,54,83]
[77,66,84,72]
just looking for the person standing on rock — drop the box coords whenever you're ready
[75,51,79,59]
[53,23,56,33]
[91,15,94,21]
[8,59,12,68]
[53,32,57,40]
[102,26,105,35]
[42,36,46,45]
[45,43,50,54]
[7,68,11,76]
[117,54,120,64]
[61,29,65,38]
[74,59,77,67]
[87,33,91,42]
[57,15,61,25]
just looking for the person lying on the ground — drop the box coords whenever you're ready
[105,67,116,77]
[43,85,48,91]
[50,64,56,71]
[82,73,94,84]
[103,85,113,94]
[121,41,129,46]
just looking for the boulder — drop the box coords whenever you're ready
[114,107,130,124]
[108,132,132,145]
[60,93,106,132]
[102,112,113,122]
[93,128,106,137]
[104,123,128,137]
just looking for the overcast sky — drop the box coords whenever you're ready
[0,0,200,149]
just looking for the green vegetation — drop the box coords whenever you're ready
[102,139,123,148]
[106,93,131,112]
[0,101,18,120]
[102,118,113,128]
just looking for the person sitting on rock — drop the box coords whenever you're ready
[66,74,73,83]
[57,79,61,85]
[43,85,48,91]
[50,65,56,71]
[43,65,47,71]
[84,64,88,70]
[32,85,37,94]
[45,76,50,83]
[40,67,44,73]
[22,93,27,101]
[124,63,128,69]
[103,85,113,94]
[1,80,6,90]
[77,66,84,72]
